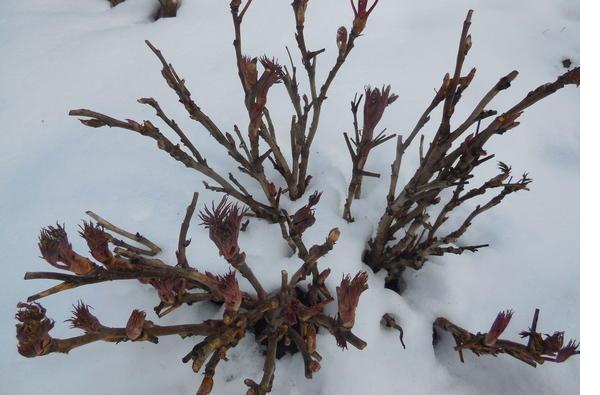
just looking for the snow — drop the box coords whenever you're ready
[0,0,579,394]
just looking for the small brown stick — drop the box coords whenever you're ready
[177,192,199,269]
[85,211,161,256]
[381,313,406,349]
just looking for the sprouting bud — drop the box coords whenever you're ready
[337,26,348,55]
[363,85,398,140]
[542,331,565,354]
[126,310,147,340]
[66,301,103,334]
[351,0,379,34]
[239,56,258,91]
[336,271,369,328]
[199,197,248,265]
[290,191,322,236]
[292,0,309,26]
[149,277,187,305]
[207,271,242,313]
[15,302,54,357]
[484,310,513,345]
[254,57,283,114]
[248,56,283,140]
[327,228,340,244]
[555,340,580,362]
[79,222,112,264]
[38,224,95,275]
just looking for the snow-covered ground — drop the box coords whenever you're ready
[0,1,579,394]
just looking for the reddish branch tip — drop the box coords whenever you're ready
[66,301,103,334]
[200,197,248,265]
[484,310,513,345]
[255,57,283,103]
[79,222,112,264]
[337,26,349,54]
[363,85,398,139]
[351,0,379,33]
[541,331,565,353]
[207,271,242,313]
[290,191,322,236]
[292,0,309,26]
[336,271,369,329]
[556,340,580,362]
[15,302,54,358]
[126,310,147,340]
[149,277,187,305]
[38,224,95,275]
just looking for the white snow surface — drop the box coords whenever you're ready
[0,1,579,394]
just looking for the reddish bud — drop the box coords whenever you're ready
[126,310,147,340]
[207,271,242,313]
[337,26,348,55]
[292,0,309,26]
[484,310,513,346]
[253,57,282,120]
[555,340,579,362]
[79,222,112,264]
[363,85,397,139]
[149,276,187,304]
[66,301,103,334]
[239,56,258,91]
[336,271,369,328]
[290,191,322,236]
[351,0,379,34]
[125,119,143,131]
[15,302,54,357]
[38,224,95,275]
[542,331,565,354]
[199,197,248,265]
